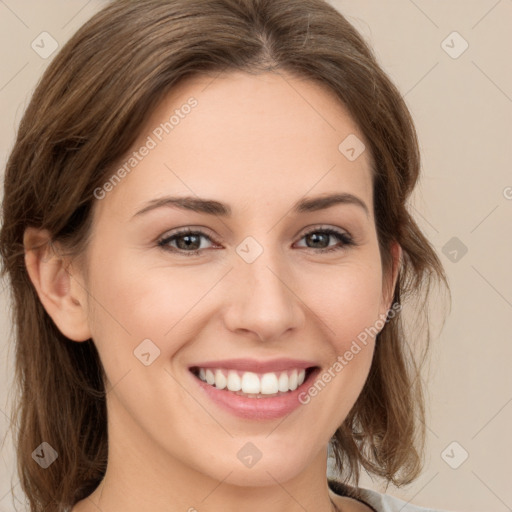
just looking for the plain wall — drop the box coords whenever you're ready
[1,1,511,511]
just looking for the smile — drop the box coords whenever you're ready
[191,367,312,397]
[188,360,321,420]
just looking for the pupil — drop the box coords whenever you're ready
[308,233,328,248]
[178,234,199,250]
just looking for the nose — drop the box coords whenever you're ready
[222,248,305,343]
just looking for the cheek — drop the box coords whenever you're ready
[294,262,383,408]
[332,279,383,355]
[82,245,218,360]
[298,259,384,344]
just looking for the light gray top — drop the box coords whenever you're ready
[328,479,452,512]
[357,486,453,512]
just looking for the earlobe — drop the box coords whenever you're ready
[23,227,91,342]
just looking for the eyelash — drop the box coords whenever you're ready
[157,226,355,257]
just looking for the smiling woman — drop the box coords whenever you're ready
[0,1,451,512]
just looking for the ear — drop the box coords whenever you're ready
[380,240,402,317]
[23,227,92,342]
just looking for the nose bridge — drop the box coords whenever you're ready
[224,236,303,341]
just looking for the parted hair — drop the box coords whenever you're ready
[0,0,450,510]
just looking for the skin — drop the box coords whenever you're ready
[25,70,401,512]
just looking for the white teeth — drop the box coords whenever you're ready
[260,373,279,395]
[195,367,310,395]
[278,371,289,392]
[289,369,298,391]
[241,372,260,394]
[214,369,227,390]
[205,369,215,385]
[227,370,241,391]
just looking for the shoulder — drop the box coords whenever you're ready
[328,479,453,512]
[357,487,452,512]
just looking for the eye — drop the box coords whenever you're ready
[157,228,217,257]
[295,227,355,253]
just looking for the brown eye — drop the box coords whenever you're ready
[158,228,216,256]
[296,228,354,253]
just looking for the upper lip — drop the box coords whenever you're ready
[188,358,319,373]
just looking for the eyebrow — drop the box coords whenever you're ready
[133,192,370,219]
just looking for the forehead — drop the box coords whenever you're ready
[95,70,374,221]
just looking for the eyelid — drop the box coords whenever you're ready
[157,226,221,247]
[298,224,351,238]
[157,225,217,238]
[157,224,351,242]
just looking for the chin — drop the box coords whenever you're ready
[194,443,315,488]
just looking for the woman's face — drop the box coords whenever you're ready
[73,70,400,487]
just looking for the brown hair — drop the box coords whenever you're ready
[0,0,450,510]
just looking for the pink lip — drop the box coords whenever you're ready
[188,358,317,373]
[189,365,321,421]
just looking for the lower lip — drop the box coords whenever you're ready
[191,368,320,420]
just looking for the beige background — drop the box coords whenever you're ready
[1,1,511,511]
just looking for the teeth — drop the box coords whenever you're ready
[227,370,241,391]
[241,372,260,394]
[260,373,278,394]
[214,369,227,390]
[278,371,289,392]
[195,367,308,395]
[289,369,298,391]
[205,369,215,385]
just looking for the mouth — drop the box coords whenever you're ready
[187,360,321,420]
[189,366,318,398]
